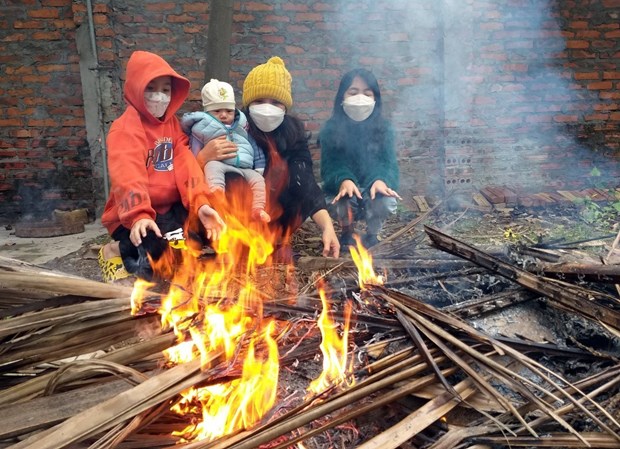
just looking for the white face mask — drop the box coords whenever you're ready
[144,91,171,118]
[342,94,376,122]
[249,103,285,132]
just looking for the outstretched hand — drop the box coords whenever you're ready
[331,179,362,204]
[370,180,402,200]
[130,218,162,246]
[322,227,340,258]
[312,209,340,258]
[196,136,238,168]
[198,204,226,241]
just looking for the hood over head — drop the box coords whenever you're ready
[124,51,190,123]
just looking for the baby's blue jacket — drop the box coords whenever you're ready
[181,109,264,170]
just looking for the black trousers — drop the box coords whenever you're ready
[112,203,204,280]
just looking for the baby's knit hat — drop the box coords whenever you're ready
[201,79,236,112]
[242,56,293,109]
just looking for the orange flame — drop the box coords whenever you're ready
[130,279,155,314]
[307,285,354,396]
[349,235,384,288]
[131,197,280,443]
[171,320,279,441]
[128,186,364,443]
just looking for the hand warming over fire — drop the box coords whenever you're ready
[130,218,162,246]
[370,180,402,200]
[331,179,362,204]
[196,135,238,169]
[322,229,340,258]
[198,204,226,241]
[312,209,340,258]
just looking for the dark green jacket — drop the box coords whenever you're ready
[319,118,399,195]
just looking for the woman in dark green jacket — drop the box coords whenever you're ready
[319,68,401,248]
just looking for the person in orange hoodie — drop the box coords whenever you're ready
[99,50,226,283]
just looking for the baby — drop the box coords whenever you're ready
[181,79,270,222]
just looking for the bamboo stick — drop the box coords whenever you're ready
[0,271,133,299]
[357,378,477,449]
[0,332,174,406]
[10,356,219,449]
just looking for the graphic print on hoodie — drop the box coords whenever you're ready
[101,51,210,235]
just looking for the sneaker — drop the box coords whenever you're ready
[98,246,131,284]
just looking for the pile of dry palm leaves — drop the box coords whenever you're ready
[0,216,619,448]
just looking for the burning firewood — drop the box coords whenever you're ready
[0,220,619,449]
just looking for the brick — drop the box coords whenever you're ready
[587,81,613,90]
[13,20,45,29]
[295,12,323,21]
[32,31,62,40]
[282,3,308,11]
[566,40,590,49]
[575,72,600,80]
[145,2,176,11]
[28,8,59,19]
[243,2,274,11]
[554,115,579,122]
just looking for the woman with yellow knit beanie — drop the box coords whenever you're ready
[195,56,340,261]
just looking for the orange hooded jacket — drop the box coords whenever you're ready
[101,51,210,234]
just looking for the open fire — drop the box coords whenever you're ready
[129,200,375,443]
[2,195,619,449]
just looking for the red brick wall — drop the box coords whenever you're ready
[1,0,619,222]
[1,1,96,220]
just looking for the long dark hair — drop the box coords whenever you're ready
[331,68,383,122]
[323,68,388,150]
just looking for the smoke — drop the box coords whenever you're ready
[327,0,616,196]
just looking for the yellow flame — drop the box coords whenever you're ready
[131,201,280,443]
[130,279,154,314]
[173,320,279,441]
[307,286,354,396]
[349,235,384,289]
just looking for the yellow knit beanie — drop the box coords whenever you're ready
[242,56,293,109]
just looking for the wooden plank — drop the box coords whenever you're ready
[557,190,580,202]
[547,191,569,203]
[424,225,620,330]
[472,193,493,211]
[412,196,430,212]
[0,378,133,439]
[497,186,518,207]
[532,262,620,283]
[11,358,211,449]
[518,195,540,208]
[593,188,614,201]
[479,186,503,205]
[585,188,606,201]
[356,379,477,449]
[570,190,587,199]
[536,192,556,204]
[296,256,472,272]
[532,193,554,205]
